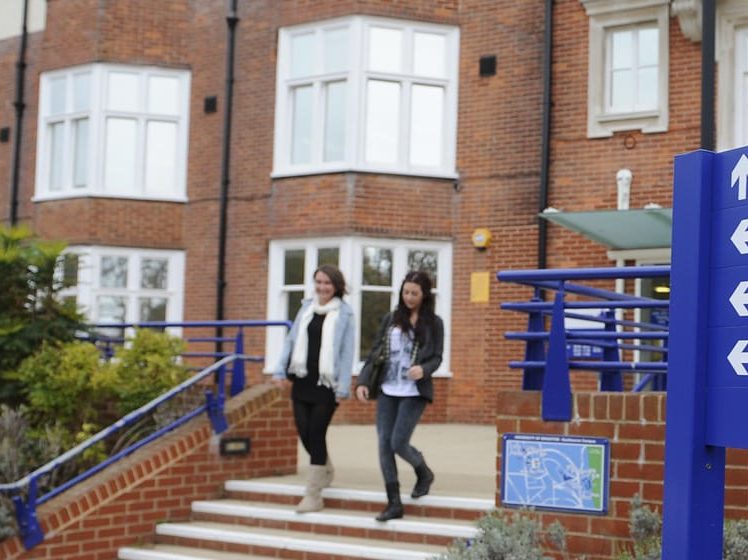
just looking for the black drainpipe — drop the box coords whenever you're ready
[9,0,29,226]
[216,0,239,355]
[537,0,553,270]
[701,0,715,150]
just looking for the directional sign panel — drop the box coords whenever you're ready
[706,146,748,447]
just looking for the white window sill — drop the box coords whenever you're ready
[588,109,667,138]
[33,192,189,203]
[271,165,458,181]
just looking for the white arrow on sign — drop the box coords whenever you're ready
[730,281,748,316]
[732,154,748,201]
[728,340,748,376]
[732,219,748,254]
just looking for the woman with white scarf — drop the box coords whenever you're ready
[273,264,355,513]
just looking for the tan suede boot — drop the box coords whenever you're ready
[296,465,326,513]
[322,455,334,488]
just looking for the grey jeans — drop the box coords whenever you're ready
[375,393,427,485]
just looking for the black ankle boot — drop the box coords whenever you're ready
[376,482,404,521]
[411,462,434,498]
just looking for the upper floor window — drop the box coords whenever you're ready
[273,16,459,179]
[581,0,669,138]
[35,64,191,201]
[0,0,45,40]
[718,1,748,150]
[265,237,452,375]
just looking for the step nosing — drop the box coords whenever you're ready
[224,480,494,510]
[155,523,442,560]
[191,501,478,538]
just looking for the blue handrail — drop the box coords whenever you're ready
[498,266,670,421]
[1,319,291,551]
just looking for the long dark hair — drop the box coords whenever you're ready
[314,264,347,298]
[392,270,435,342]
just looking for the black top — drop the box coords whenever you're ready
[292,313,335,404]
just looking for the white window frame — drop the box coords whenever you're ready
[581,0,669,138]
[273,16,459,179]
[35,63,191,202]
[60,246,185,327]
[265,236,452,376]
[717,1,748,150]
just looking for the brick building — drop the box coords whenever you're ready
[0,0,733,423]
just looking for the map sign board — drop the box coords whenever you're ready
[500,433,609,514]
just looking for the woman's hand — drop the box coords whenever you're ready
[355,385,369,401]
[407,365,424,380]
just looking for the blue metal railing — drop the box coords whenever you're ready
[498,266,670,422]
[0,319,291,551]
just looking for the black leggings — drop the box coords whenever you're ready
[292,399,337,465]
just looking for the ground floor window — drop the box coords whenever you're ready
[59,246,185,330]
[265,236,452,375]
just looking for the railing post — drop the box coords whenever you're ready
[542,288,572,421]
[205,364,228,434]
[230,328,245,396]
[522,296,546,390]
[599,310,623,391]
[12,476,43,550]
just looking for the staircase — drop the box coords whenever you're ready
[117,478,493,560]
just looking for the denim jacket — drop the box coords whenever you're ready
[273,298,355,399]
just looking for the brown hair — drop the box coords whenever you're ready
[314,264,348,298]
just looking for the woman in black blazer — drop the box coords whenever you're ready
[356,271,444,522]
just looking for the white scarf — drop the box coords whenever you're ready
[289,296,341,390]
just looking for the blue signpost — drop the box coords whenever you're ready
[662,147,748,558]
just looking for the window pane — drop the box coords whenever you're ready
[324,28,349,73]
[360,291,392,356]
[638,28,658,67]
[365,80,400,164]
[49,122,65,191]
[610,70,633,110]
[611,30,632,70]
[324,81,346,162]
[50,77,66,115]
[291,85,314,164]
[141,258,168,289]
[362,247,392,286]
[291,32,315,78]
[414,33,446,78]
[284,249,305,285]
[108,72,139,111]
[318,247,339,266]
[62,254,79,286]
[139,297,167,322]
[97,295,127,322]
[409,85,444,167]
[100,256,128,288]
[104,118,137,192]
[369,27,402,73]
[73,118,89,188]
[147,76,179,115]
[145,120,177,195]
[637,67,658,109]
[73,73,90,112]
[407,250,438,287]
[287,290,304,321]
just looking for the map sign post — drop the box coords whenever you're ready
[662,147,748,558]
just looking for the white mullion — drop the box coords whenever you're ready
[138,72,148,196]
[400,78,412,170]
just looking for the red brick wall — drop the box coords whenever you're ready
[496,390,748,560]
[0,384,297,560]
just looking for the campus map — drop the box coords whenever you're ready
[501,434,609,514]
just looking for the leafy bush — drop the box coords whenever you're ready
[0,226,85,406]
[435,510,567,560]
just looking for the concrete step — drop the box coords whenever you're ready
[153,521,447,560]
[191,499,478,546]
[119,544,274,560]
[224,480,493,520]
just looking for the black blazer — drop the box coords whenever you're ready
[357,311,444,402]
